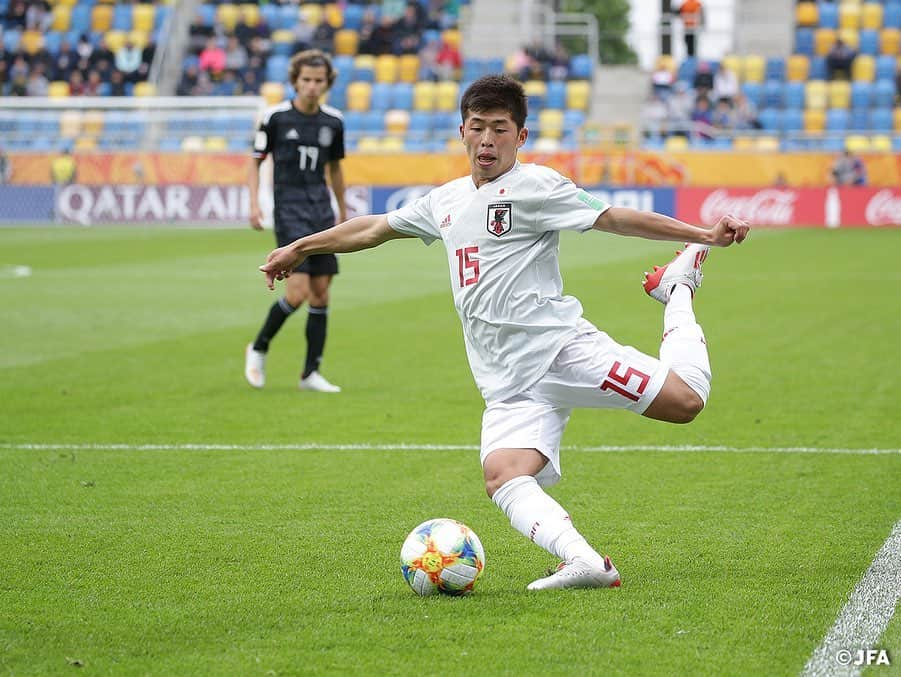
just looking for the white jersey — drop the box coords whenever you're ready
[387,162,611,402]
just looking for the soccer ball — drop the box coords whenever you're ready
[400,518,485,596]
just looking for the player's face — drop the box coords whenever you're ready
[294,65,330,110]
[461,109,527,187]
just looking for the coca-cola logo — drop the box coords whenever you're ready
[699,189,797,225]
[864,190,901,226]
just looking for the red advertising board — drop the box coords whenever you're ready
[676,187,901,227]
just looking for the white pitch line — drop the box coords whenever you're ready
[801,518,901,677]
[0,443,899,454]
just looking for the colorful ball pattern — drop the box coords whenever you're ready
[400,518,485,596]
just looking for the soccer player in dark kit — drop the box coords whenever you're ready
[245,49,347,392]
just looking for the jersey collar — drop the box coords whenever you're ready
[471,161,520,191]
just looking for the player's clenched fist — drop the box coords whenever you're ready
[711,213,750,246]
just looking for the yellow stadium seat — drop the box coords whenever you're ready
[565,80,590,110]
[51,5,70,31]
[74,136,97,151]
[385,109,410,134]
[803,109,826,132]
[828,80,851,108]
[181,136,205,152]
[861,3,883,30]
[375,54,398,83]
[82,111,104,135]
[132,4,154,32]
[755,136,780,151]
[91,4,112,32]
[655,54,677,74]
[806,80,828,110]
[719,54,741,79]
[839,3,861,29]
[838,28,859,50]
[436,80,459,112]
[240,3,260,27]
[664,135,688,151]
[356,136,381,152]
[413,81,436,110]
[104,30,126,53]
[271,29,294,48]
[134,82,157,96]
[742,54,765,83]
[894,107,901,132]
[299,4,322,27]
[845,134,870,151]
[870,134,892,151]
[55,0,78,7]
[216,4,240,32]
[815,28,837,56]
[60,110,81,136]
[48,81,71,98]
[21,30,44,55]
[538,109,564,139]
[398,54,420,83]
[441,29,460,50]
[204,136,228,151]
[261,82,285,105]
[851,54,875,81]
[347,81,372,111]
[880,28,900,55]
[787,54,810,82]
[524,79,547,102]
[796,2,818,27]
[732,136,756,150]
[128,30,149,49]
[381,136,405,152]
[324,3,343,29]
[334,29,359,56]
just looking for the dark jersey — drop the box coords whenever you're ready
[252,101,345,204]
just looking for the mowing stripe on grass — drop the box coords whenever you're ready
[1,443,899,454]
[801,518,901,677]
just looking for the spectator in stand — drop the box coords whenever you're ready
[25,0,51,31]
[235,16,271,46]
[188,13,215,55]
[831,150,866,185]
[84,69,103,95]
[177,64,199,96]
[651,59,674,99]
[5,0,27,29]
[711,99,733,131]
[692,61,714,100]
[109,68,127,96]
[394,2,424,55]
[198,37,226,75]
[678,0,704,57]
[6,70,27,96]
[68,69,86,95]
[25,63,48,96]
[52,39,77,82]
[642,92,670,138]
[76,34,93,61]
[435,38,461,80]
[360,15,394,55]
[667,80,694,136]
[214,69,239,95]
[732,91,761,130]
[548,43,570,81]
[895,68,901,105]
[241,68,259,95]
[691,95,713,140]
[357,10,378,53]
[310,18,335,54]
[290,16,314,54]
[826,38,856,81]
[506,47,533,82]
[713,63,738,104]
[90,36,115,73]
[224,35,248,72]
[115,39,143,83]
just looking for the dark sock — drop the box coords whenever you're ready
[303,306,328,378]
[252,297,297,352]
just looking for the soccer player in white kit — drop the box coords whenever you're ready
[260,75,750,591]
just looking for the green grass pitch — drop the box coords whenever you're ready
[1,226,899,675]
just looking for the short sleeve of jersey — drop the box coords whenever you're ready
[332,122,346,162]
[537,178,611,232]
[252,115,273,159]
[386,194,440,245]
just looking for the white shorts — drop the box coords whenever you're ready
[480,324,669,487]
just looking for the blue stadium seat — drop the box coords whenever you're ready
[850,81,872,109]
[344,111,365,132]
[392,82,413,110]
[408,111,432,140]
[859,30,879,55]
[850,107,869,130]
[333,56,354,86]
[826,109,849,132]
[822,136,846,151]
[765,57,785,81]
[43,31,62,55]
[328,87,347,110]
[198,4,216,26]
[278,5,298,30]
[782,108,804,133]
[758,108,781,132]
[818,1,838,29]
[894,136,901,151]
[70,4,91,34]
[742,82,763,108]
[569,54,592,80]
[370,83,392,111]
[563,109,585,131]
[677,56,697,84]
[873,79,895,107]
[885,2,901,29]
[875,56,896,81]
[3,28,20,52]
[154,5,171,31]
[405,138,430,152]
[869,108,893,132]
[362,110,385,133]
[112,4,132,31]
[266,55,289,83]
[485,58,504,75]
[784,81,805,109]
[546,81,566,109]
[343,3,365,30]
[763,80,784,107]
[809,57,827,80]
[795,28,815,56]
[461,57,482,82]
[260,4,280,28]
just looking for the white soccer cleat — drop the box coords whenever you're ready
[298,371,342,393]
[244,343,266,389]
[643,243,709,304]
[526,555,621,591]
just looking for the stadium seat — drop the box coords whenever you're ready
[765,57,785,81]
[266,55,289,83]
[850,107,869,130]
[880,28,900,54]
[824,108,847,132]
[806,80,828,110]
[742,82,763,108]
[782,108,804,133]
[69,4,90,34]
[569,54,592,80]
[787,54,810,81]
[851,81,873,109]
[216,4,240,32]
[436,81,459,112]
[870,134,892,151]
[828,80,851,108]
[886,2,901,29]
[391,82,413,110]
[874,55,896,80]
[352,55,375,83]
[742,54,765,82]
[524,80,547,111]
[51,5,71,31]
[852,54,876,80]
[132,4,154,32]
[270,30,295,56]
[105,31,127,53]
[48,81,71,98]
[839,3,861,30]
[796,28,815,55]
[869,107,894,131]
[398,54,420,83]
[343,3,365,30]
[240,3,260,27]
[413,81,436,110]
[362,110,384,133]
[565,80,590,111]
[442,29,461,50]
[845,134,870,151]
[818,1,839,29]
[538,109,563,139]
[385,110,410,135]
[546,80,566,109]
[838,28,860,51]
[815,28,837,56]
[862,3,884,30]
[334,29,359,56]
[375,55,399,83]
[677,56,697,83]
[796,2,818,27]
[91,5,113,32]
[370,82,392,111]
[325,3,344,29]
[758,108,780,132]
[859,29,880,55]
[807,108,829,132]
[785,81,806,108]
[719,54,741,79]
[873,78,895,106]
[763,80,783,107]
[19,30,43,55]
[112,4,132,31]
[407,111,432,140]
[347,81,372,111]
[134,82,156,96]
[260,82,284,105]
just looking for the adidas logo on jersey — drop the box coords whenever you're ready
[285,129,300,140]
[439,214,452,229]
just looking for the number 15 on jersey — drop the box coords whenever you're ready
[456,246,480,287]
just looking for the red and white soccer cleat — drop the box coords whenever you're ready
[526,555,621,591]
[244,343,266,389]
[642,243,709,304]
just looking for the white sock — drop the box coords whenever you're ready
[492,475,604,565]
[660,284,711,403]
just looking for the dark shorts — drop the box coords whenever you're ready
[274,196,339,277]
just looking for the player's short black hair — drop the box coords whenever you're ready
[460,75,527,130]
[289,49,337,88]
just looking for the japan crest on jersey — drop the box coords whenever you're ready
[487,202,512,237]
[318,126,333,147]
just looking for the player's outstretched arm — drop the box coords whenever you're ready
[259,214,410,289]
[593,208,749,247]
